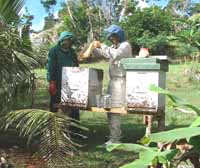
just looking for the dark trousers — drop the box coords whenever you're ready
[50,95,80,121]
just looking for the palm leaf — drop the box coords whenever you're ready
[0,109,87,167]
[0,3,40,114]
[0,0,24,23]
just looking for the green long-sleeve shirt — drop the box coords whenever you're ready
[46,44,79,96]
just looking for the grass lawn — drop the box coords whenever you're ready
[12,60,200,168]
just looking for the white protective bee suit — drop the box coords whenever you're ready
[93,25,132,143]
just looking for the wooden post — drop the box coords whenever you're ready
[157,110,165,132]
[144,115,153,136]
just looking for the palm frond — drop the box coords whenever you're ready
[0,24,33,114]
[0,7,41,114]
[0,109,87,167]
[0,0,24,23]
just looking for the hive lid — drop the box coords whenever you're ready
[121,57,169,72]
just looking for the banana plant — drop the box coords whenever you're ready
[107,143,178,168]
[107,85,200,168]
[171,13,200,51]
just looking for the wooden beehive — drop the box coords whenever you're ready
[121,56,168,114]
[61,67,103,108]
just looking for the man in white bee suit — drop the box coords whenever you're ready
[92,25,132,144]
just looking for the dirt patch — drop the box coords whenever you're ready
[0,147,46,168]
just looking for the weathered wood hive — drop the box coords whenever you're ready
[121,56,168,114]
[61,67,103,108]
[61,56,168,115]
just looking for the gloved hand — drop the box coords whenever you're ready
[49,80,56,96]
[79,42,95,60]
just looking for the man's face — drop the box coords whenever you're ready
[60,39,72,49]
[109,34,119,45]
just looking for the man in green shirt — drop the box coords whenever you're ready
[46,31,79,120]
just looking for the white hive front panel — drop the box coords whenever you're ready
[61,67,103,108]
[61,67,89,108]
[126,71,159,111]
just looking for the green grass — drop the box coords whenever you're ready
[165,62,200,126]
[167,63,200,105]
[81,60,109,90]
[13,61,200,168]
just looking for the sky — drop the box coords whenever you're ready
[25,0,199,31]
[25,0,65,31]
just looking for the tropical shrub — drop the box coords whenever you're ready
[107,85,200,168]
[120,6,173,55]
[170,14,200,60]
[0,0,37,114]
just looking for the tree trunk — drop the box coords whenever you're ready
[119,0,129,22]
[66,1,76,29]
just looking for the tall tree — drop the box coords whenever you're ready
[21,7,34,50]
[118,0,138,22]
[41,0,58,30]
[188,2,200,16]
[120,6,173,54]
[41,0,57,15]
[166,0,192,17]
[60,0,89,45]
[60,0,107,47]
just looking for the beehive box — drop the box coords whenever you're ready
[121,57,168,113]
[61,67,103,108]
